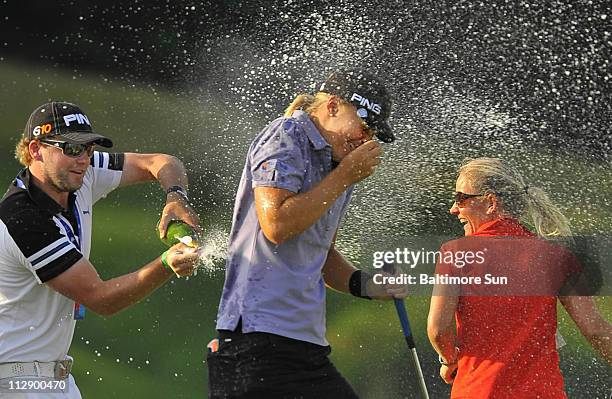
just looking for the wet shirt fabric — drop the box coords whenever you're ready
[435,218,580,399]
[216,110,353,346]
[0,152,123,362]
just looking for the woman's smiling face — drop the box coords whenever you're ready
[450,175,496,236]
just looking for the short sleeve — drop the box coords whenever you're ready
[434,242,456,277]
[88,152,124,203]
[432,242,461,296]
[250,119,306,193]
[2,210,82,283]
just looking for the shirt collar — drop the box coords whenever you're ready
[291,110,330,151]
[15,168,72,215]
[472,217,536,237]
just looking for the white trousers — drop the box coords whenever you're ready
[0,374,81,399]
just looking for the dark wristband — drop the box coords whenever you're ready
[166,185,189,201]
[349,270,372,300]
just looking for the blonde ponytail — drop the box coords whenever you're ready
[284,92,333,117]
[459,158,571,238]
[284,94,314,117]
[524,186,571,237]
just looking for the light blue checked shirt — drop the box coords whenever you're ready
[216,111,354,346]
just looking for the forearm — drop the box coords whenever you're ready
[321,249,410,299]
[585,326,612,363]
[322,247,357,293]
[152,155,189,190]
[92,258,172,316]
[261,168,350,243]
[560,295,612,364]
[121,153,189,190]
[429,328,458,364]
[428,295,460,364]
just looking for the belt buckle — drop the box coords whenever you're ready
[53,359,72,380]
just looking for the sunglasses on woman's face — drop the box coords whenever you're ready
[40,140,96,158]
[454,191,484,205]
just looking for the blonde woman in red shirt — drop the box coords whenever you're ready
[427,157,611,399]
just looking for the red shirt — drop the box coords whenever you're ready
[435,219,580,399]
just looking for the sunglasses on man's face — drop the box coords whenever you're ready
[40,140,96,158]
[454,191,484,205]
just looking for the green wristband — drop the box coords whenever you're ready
[161,250,171,271]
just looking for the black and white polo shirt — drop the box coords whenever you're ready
[0,152,123,362]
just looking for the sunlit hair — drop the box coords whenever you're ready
[15,137,33,167]
[284,92,335,117]
[458,157,571,238]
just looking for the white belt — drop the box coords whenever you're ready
[0,358,73,380]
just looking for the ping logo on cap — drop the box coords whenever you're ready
[350,93,382,115]
[63,113,91,127]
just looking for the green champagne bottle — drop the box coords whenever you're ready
[159,220,198,247]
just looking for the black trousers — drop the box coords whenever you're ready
[207,328,359,399]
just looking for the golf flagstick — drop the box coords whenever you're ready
[382,263,430,399]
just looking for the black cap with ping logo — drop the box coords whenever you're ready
[23,102,113,147]
[319,69,394,143]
